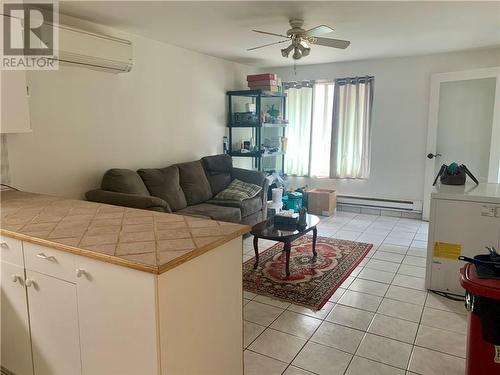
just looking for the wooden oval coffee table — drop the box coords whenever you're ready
[250,214,320,278]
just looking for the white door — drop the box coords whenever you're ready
[423,68,500,220]
[26,270,81,375]
[1,261,34,375]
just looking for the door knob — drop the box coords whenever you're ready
[427,153,442,159]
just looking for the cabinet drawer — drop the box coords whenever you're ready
[24,242,76,282]
[0,235,24,267]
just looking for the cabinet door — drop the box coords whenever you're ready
[0,70,31,133]
[26,270,81,375]
[75,256,158,375]
[1,261,33,375]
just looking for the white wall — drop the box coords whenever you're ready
[6,16,253,199]
[269,47,500,201]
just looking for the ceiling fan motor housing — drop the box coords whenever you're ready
[287,19,306,37]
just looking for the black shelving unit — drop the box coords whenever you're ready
[226,89,287,172]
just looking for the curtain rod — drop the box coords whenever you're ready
[283,80,315,89]
[335,76,374,84]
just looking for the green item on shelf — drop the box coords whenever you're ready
[448,162,459,174]
[267,105,279,119]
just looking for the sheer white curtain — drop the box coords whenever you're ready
[310,82,334,177]
[330,77,373,179]
[285,87,313,176]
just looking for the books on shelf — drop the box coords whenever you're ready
[246,73,281,92]
[249,85,279,92]
[247,73,277,82]
[248,79,278,87]
[248,80,278,92]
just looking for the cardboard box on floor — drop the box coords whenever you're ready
[307,189,336,216]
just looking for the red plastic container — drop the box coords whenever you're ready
[459,264,500,375]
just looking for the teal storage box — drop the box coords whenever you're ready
[282,192,303,213]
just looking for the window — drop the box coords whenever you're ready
[284,76,374,179]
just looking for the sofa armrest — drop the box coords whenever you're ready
[231,168,269,214]
[86,189,171,213]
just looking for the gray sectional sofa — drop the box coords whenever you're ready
[85,154,268,226]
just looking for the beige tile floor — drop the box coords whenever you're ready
[242,211,467,375]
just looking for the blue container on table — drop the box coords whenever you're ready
[282,192,303,213]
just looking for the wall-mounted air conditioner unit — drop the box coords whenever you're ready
[42,23,133,73]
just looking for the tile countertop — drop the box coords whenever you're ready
[0,191,250,274]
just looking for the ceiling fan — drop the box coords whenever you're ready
[248,19,350,60]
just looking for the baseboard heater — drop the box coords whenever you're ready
[337,195,423,212]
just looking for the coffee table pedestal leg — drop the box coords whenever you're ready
[253,236,259,269]
[312,227,318,258]
[284,241,291,278]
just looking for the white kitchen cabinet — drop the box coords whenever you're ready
[1,261,34,375]
[0,70,31,133]
[26,270,81,375]
[1,237,243,375]
[75,256,158,374]
[0,235,25,267]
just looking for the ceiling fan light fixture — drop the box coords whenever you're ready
[292,47,302,60]
[250,19,350,61]
[297,42,310,57]
[281,44,294,58]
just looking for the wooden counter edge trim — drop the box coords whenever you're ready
[0,225,251,274]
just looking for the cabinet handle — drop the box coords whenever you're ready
[25,278,37,288]
[0,242,8,248]
[76,268,87,278]
[11,274,22,283]
[36,252,56,262]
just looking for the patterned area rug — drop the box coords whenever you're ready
[243,236,372,310]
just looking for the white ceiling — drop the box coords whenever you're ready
[60,1,500,67]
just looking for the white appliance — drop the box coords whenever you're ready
[40,22,133,73]
[426,183,500,295]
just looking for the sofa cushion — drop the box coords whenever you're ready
[214,179,262,201]
[207,196,262,218]
[137,166,187,211]
[201,154,233,196]
[101,169,150,196]
[177,161,212,205]
[177,203,241,223]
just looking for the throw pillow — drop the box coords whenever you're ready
[214,179,262,201]
[137,166,188,211]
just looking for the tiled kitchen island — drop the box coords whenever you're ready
[1,190,249,375]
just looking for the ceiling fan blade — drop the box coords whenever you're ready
[305,25,335,37]
[247,39,290,51]
[312,37,350,49]
[252,29,290,39]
